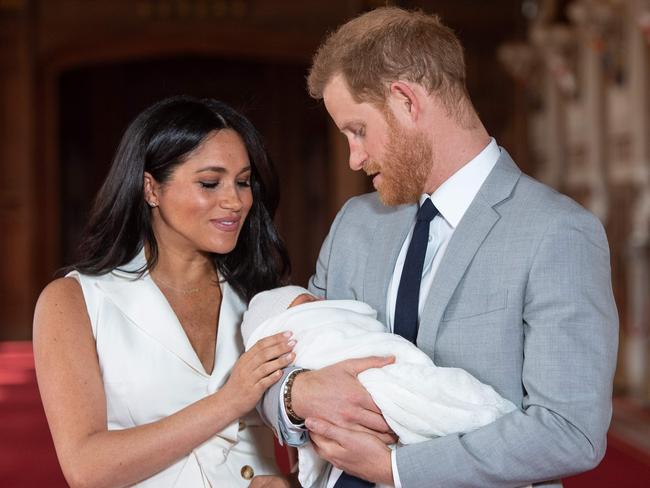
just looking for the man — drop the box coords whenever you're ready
[261,7,618,487]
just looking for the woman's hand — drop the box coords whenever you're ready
[250,475,294,488]
[222,332,295,416]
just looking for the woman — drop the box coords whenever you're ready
[33,96,295,487]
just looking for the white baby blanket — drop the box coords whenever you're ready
[244,299,517,487]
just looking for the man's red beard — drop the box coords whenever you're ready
[369,116,433,206]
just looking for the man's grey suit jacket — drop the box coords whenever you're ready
[264,150,618,487]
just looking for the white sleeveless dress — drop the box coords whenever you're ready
[68,251,279,487]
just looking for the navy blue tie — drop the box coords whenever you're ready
[394,199,438,344]
[333,473,374,487]
[334,200,437,488]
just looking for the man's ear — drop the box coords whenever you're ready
[386,81,421,125]
[143,172,160,207]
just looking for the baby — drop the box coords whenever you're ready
[242,286,517,487]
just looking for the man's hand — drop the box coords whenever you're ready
[291,356,396,442]
[307,418,394,485]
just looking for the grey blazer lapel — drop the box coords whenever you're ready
[364,203,417,325]
[417,150,522,356]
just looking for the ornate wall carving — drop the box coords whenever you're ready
[500,0,650,402]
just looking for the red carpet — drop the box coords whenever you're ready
[0,342,67,487]
[1,341,649,487]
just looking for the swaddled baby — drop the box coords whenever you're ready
[242,286,517,488]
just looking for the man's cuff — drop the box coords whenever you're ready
[278,369,309,447]
[278,415,309,447]
[391,449,402,488]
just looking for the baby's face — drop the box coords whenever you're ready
[288,293,320,308]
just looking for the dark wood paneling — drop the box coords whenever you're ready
[1,0,527,338]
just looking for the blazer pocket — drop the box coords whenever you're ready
[442,290,508,321]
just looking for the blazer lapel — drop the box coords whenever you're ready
[417,150,522,356]
[96,252,208,376]
[364,203,417,325]
[208,281,246,393]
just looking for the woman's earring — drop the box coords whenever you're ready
[148,201,158,208]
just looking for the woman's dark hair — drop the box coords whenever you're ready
[70,95,290,301]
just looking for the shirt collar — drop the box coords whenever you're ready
[420,138,500,228]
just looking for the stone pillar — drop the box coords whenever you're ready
[567,0,612,222]
[530,24,578,190]
[623,0,650,402]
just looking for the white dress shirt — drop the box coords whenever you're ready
[386,138,500,487]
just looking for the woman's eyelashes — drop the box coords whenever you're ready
[199,181,218,189]
[237,179,251,188]
[198,179,251,190]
